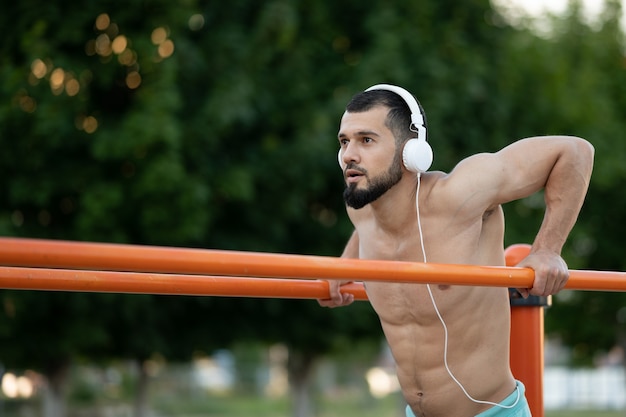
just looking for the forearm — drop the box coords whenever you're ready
[532,138,594,254]
[318,230,359,307]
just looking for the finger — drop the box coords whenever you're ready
[548,266,561,292]
[319,299,343,308]
[330,282,345,304]
[317,297,350,309]
[319,290,355,307]
[544,268,568,295]
[530,275,546,296]
[546,274,561,296]
[322,281,339,303]
[317,298,333,307]
[318,281,346,307]
[342,292,355,305]
[557,271,570,292]
[533,263,560,296]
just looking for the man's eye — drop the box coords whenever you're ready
[363,137,373,143]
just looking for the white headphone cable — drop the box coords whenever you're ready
[415,172,520,409]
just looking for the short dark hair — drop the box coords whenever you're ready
[345,89,426,146]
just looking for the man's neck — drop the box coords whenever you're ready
[368,175,420,234]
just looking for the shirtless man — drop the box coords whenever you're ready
[318,84,594,417]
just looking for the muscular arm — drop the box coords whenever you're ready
[317,230,359,307]
[513,137,594,295]
[528,137,594,254]
[444,135,595,296]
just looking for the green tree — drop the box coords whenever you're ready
[0,2,378,416]
[491,0,626,368]
[2,1,626,417]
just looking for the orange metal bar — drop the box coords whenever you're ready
[506,244,544,417]
[0,266,368,300]
[510,307,544,417]
[0,238,615,416]
[1,238,625,291]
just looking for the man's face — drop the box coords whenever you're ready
[337,107,403,209]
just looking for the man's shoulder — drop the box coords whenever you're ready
[424,168,494,217]
[424,170,448,183]
[423,170,451,200]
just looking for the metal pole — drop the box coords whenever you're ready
[506,244,547,417]
[0,266,368,299]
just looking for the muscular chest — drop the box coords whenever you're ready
[356,205,504,266]
[356,221,426,263]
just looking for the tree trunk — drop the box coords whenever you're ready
[41,361,69,417]
[133,359,150,417]
[617,328,626,409]
[287,350,317,417]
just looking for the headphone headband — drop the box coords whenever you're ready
[363,84,432,173]
[365,84,426,139]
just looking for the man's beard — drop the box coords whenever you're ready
[343,155,403,209]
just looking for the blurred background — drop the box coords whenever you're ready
[1,0,626,416]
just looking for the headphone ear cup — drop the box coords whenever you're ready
[338,149,346,170]
[402,138,433,173]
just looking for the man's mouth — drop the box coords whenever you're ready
[345,169,365,183]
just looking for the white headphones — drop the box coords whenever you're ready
[338,84,433,173]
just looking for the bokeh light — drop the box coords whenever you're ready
[151,27,168,45]
[126,71,142,89]
[95,13,110,31]
[31,58,47,79]
[83,115,99,133]
[18,94,37,113]
[118,49,136,66]
[65,77,80,96]
[111,35,128,54]
[1,373,34,399]
[49,68,65,95]
[158,39,175,58]
[2,373,18,398]
[95,34,112,56]
[188,14,205,31]
[365,367,400,398]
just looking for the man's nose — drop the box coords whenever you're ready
[341,143,359,167]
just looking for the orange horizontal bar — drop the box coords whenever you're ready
[0,238,625,292]
[0,266,368,300]
[0,238,534,287]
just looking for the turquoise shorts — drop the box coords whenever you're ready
[405,380,531,417]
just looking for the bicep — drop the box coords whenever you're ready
[443,137,566,211]
[491,137,559,203]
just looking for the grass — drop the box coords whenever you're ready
[151,393,626,417]
[4,394,624,417]
[546,412,625,417]
[152,393,402,417]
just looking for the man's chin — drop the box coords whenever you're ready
[343,192,379,210]
[345,202,367,210]
[343,194,363,209]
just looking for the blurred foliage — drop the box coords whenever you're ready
[0,0,625,387]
